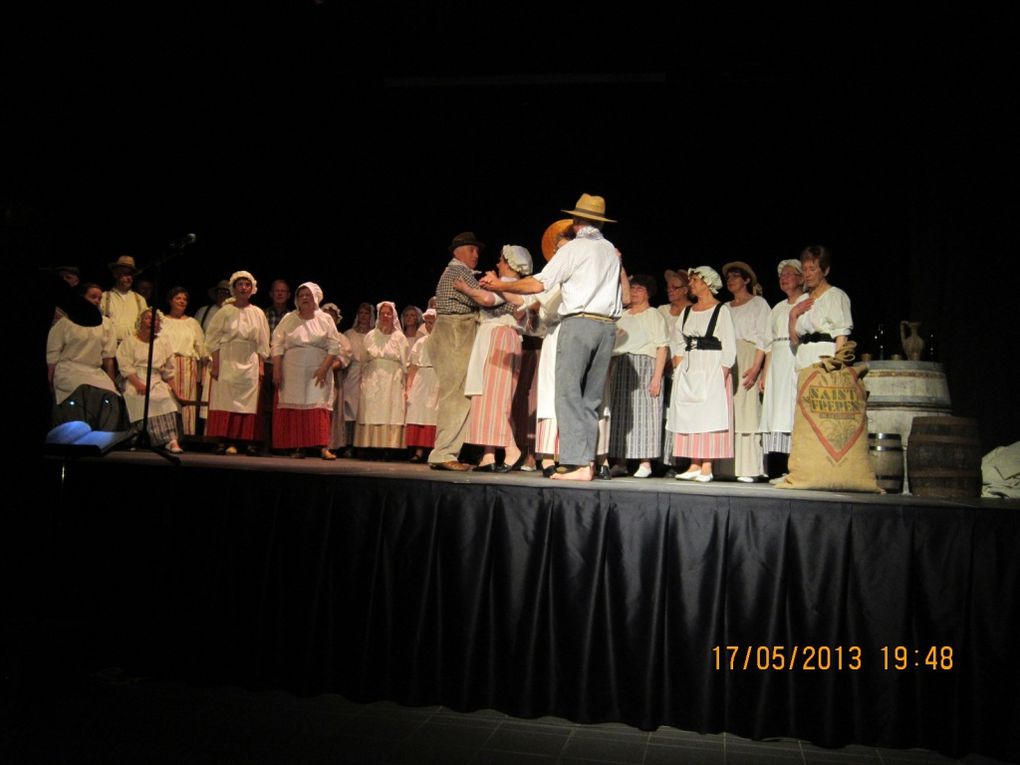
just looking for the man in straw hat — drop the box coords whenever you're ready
[101,255,149,345]
[480,194,623,481]
[428,232,489,471]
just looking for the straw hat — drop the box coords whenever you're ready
[107,255,138,274]
[722,261,759,292]
[207,279,231,301]
[561,193,617,223]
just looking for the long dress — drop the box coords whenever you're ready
[667,304,737,459]
[405,333,439,448]
[728,296,770,477]
[608,307,670,460]
[160,315,207,436]
[465,303,522,448]
[328,333,354,451]
[759,299,799,453]
[116,333,181,446]
[271,310,343,449]
[354,329,409,448]
[205,303,271,441]
[342,328,369,441]
[46,315,126,430]
[793,286,853,370]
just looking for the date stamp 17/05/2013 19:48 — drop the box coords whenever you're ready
[711,645,955,672]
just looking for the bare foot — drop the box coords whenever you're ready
[551,465,593,481]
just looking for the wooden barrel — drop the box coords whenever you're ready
[858,361,952,447]
[906,417,982,498]
[868,433,904,494]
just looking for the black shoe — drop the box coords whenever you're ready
[473,462,499,472]
[542,464,558,478]
[595,464,612,480]
[503,454,526,472]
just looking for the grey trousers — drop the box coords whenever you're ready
[427,313,478,464]
[554,316,617,466]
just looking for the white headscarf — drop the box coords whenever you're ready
[228,270,258,297]
[689,266,723,295]
[294,281,323,309]
[776,259,803,277]
[502,244,534,276]
[376,300,401,333]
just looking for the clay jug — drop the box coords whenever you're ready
[900,320,924,361]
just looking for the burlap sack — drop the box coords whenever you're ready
[775,342,881,492]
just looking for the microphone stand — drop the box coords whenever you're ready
[133,234,197,465]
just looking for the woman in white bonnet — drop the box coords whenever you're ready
[270,282,346,459]
[205,271,271,455]
[666,266,737,483]
[456,244,531,471]
[354,301,410,457]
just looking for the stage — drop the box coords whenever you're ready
[34,450,1020,761]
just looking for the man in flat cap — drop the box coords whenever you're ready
[427,232,488,471]
[481,194,623,481]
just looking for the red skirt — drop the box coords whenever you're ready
[273,404,331,449]
[206,376,265,441]
[405,423,436,448]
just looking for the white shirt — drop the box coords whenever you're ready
[613,307,670,357]
[101,288,148,344]
[533,228,621,318]
[728,296,771,350]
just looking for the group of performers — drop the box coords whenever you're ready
[45,194,852,482]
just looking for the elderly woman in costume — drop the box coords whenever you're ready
[205,271,271,455]
[47,282,126,430]
[404,308,438,462]
[161,286,207,436]
[667,266,736,483]
[271,282,347,460]
[116,308,184,453]
[456,245,532,471]
[400,305,425,342]
[607,274,670,478]
[342,301,375,454]
[320,303,355,455]
[723,261,771,482]
[354,301,410,456]
[657,268,694,475]
[789,245,853,371]
[758,259,805,480]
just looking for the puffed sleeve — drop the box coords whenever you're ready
[649,309,670,348]
[256,310,271,359]
[270,314,289,358]
[830,288,853,337]
[751,297,771,351]
[323,316,342,358]
[717,305,737,368]
[46,319,66,365]
[205,306,228,352]
[116,338,139,378]
[335,331,353,368]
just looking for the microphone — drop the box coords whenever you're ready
[169,233,197,249]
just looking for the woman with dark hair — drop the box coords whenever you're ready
[789,245,853,371]
[607,274,670,477]
[723,261,770,482]
[161,286,207,436]
[205,271,271,455]
[271,282,344,459]
[666,266,736,483]
[116,308,183,453]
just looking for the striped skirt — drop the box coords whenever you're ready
[608,353,662,460]
[173,355,201,435]
[762,431,792,454]
[466,326,521,447]
[273,396,331,449]
[672,382,734,460]
[130,410,180,447]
